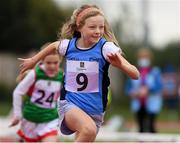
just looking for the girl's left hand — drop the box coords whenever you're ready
[107,52,122,68]
[107,52,140,80]
[18,58,36,74]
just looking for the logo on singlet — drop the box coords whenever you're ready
[80,62,84,68]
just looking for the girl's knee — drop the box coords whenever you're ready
[81,125,97,137]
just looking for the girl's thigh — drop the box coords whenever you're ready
[64,108,97,132]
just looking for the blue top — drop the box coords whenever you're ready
[61,37,110,114]
[126,67,163,113]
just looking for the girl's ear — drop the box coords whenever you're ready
[76,25,81,32]
[77,22,84,31]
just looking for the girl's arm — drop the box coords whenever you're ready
[107,52,140,80]
[10,70,35,127]
[19,41,59,74]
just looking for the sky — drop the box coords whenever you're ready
[54,0,180,48]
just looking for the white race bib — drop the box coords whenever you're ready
[66,60,99,93]
[31,80,60,108]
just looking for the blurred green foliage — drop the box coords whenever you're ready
[155,42,180,68]
[0,0,72,54]
[0,102,12,116]
[120,42,180,71]
[0,82,14,102]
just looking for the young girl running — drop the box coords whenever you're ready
[18,4,139,142]
[10,50,63,142]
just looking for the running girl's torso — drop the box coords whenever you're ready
[23,65,63,123]
[62,37,110,114]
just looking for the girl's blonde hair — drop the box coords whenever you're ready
[58,4,119,46]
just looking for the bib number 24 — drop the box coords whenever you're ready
[34,90,54,106]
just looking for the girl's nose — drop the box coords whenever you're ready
[95,28,100,34]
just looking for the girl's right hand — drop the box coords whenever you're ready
[9,117,21,127]
[138,86,148,97]
[18,58,36,74]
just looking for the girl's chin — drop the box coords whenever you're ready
[93,38,100,42]
[47,74,56,77]
[90,38,99,44]
[46,72,57,77]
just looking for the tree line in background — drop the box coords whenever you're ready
[0,0,72,53]
[122,42,180,71]
[1,0,180,67]
[0,0,72,102]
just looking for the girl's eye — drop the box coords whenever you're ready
[99,26,104,29]
[89,26,96,29]
[53,62,58,65]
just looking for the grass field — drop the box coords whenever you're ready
[104,103,180,134]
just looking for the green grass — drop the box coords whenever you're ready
[105,103,180,134]
[159,130,180,134]
[106,103,180,121]
[158,109,180,121]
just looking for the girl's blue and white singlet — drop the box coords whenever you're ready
[61,37,110,114]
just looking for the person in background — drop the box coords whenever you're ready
[126,48,162,133]
[162,64,179,109]
[9,49,63,142]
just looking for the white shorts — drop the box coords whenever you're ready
[17,118,59,142]
[58,100,104,135]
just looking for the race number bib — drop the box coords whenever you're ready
[31,80,60,108]
[66,60,99,93]
[31,90,56,108]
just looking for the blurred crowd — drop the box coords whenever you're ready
[126,48,180,133]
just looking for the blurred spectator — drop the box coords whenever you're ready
[126,48,163,133]
[162,64,179,109]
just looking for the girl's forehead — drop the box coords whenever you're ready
[44,55,59,61]
[85,15,104,24]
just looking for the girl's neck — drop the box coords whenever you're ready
[77,38,94,48]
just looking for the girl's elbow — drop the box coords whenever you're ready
[133,75,140,80]
[46,41,59,52]
[131,71,140,80]
[129,65,140,80]
[52,41,59,47]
